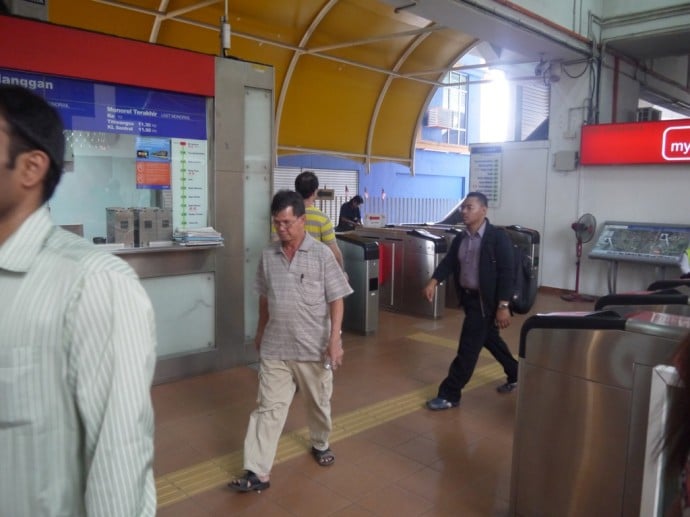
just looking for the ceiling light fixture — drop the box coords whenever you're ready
[220,0,231,56]
[221,17,231,53]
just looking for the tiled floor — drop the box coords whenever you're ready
[153,289,593,516]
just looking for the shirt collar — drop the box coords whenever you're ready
[0,205,54,273]
[465,219,487,239]
[273,231,316,255]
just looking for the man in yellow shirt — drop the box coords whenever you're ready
[294,171,345,270]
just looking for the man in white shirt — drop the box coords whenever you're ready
[0,85,157,516]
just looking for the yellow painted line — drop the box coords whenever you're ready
[156,332,504,507]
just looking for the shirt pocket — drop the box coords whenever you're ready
[0,347,37,427]
[300,278,323,306]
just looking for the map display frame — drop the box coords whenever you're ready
[589,221,690,265]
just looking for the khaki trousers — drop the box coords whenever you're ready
[243,358,333,477]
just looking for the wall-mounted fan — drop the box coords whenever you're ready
[561,213,597,302]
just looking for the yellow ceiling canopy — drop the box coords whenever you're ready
[50,0,479,166]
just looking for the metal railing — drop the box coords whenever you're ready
[314,196,458,226]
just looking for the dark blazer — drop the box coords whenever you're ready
[431,219,514,316]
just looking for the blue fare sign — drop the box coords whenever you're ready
[0,68,207,139]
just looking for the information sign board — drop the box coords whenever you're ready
[0,67,207,139]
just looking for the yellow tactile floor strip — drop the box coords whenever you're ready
[407,331,458,349]
[155,332,504,507]
[407,331,493,359]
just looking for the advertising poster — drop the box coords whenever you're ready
[135,136,171,189]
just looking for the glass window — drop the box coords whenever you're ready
[0,67,213,247]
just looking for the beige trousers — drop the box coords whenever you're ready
[243,358,333,477]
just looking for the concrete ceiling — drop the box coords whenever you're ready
[596,3,690,60]
[607,29,690,60]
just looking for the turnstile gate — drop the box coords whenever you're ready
[353,226,447,318]
[337,234,379,334]
[510,309,687,517]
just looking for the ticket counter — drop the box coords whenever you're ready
[6,19,277,385]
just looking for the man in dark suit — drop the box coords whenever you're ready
[422,191,518,410]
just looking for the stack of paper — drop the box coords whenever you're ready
[173,227,224,246]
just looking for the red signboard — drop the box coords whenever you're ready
[580,119,690,165]
[0,16,215,97]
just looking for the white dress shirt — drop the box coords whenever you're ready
[0,206,157,516]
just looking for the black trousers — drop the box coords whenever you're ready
[437,293,518,403]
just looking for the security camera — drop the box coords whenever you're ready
[534,58,547,77]
[546,62,561,83]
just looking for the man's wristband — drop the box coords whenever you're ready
[498,302,510,310]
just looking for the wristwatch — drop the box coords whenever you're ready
[498,302,510,309]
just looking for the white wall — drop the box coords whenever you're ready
[481,53,690,297]
[578,166,690,294]
[598,55,641,123]
[476,141,549,285]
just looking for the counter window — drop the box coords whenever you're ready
[1,67,211,248]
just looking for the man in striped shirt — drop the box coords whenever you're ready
[0,86,156,515]
[229,190,352,492]
[294,170,345,271]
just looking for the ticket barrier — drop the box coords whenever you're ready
[510,309,688,517]
[595,286,690,314]
[641,363,682,517]
[589,286,690,517]
[336,234,379,335]
[352,226,447,318]
[647,278,690,291]
[402,228,448,318]
[398,223,464,309]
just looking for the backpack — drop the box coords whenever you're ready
[503,227,539,314]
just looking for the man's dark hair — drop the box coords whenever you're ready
[0,1,9,15]
[0,85,65,202]
[294,171,319,199]
[465,191,488,207]
[271,190,305,218]
[351,195,364,205]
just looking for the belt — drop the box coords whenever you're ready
[461,287,479,297]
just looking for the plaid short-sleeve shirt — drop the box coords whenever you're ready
[255,233,352,361]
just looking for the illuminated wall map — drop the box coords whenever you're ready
[590,222,690,265]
